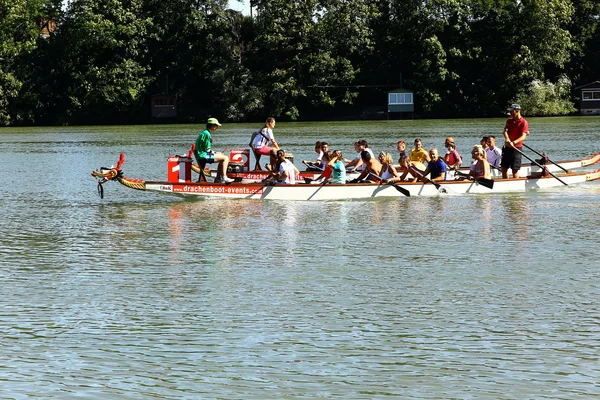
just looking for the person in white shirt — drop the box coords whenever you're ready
[485,135,502,168]
[276,149,299,184]
[346,139,374,172]
[250,117,278,170]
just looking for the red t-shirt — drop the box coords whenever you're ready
[504,117,529,147]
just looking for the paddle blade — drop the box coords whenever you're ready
[392,184,410,197]
[477,177,494,189]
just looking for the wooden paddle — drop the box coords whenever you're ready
[454,170,494,189]
[512,146,568,186]
[369,172,411,197]
[521,143,569,173]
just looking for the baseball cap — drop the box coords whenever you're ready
[507,104,521,110]
[207,117,221,126]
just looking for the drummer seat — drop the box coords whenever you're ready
[251,148,262,170]
[195,154,208,182]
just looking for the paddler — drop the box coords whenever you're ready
[346,140,374,173]
[349,150,382,183]
[275,149,300,184]
[419,148,447,182]
[409,138,430,171]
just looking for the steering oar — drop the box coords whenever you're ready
[512,146,568,186]
[521,143,569,173]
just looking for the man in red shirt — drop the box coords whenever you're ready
[501,104,529,178]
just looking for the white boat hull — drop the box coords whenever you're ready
[141,169,600,200]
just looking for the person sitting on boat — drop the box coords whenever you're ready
[318,142,330,169]
[346,140,374,172]
[329,150,347,184]
[485,135,502,168]
[443,138,462,170]
[350,150,382,183]
[398,155,418,182]
[467,145,491,180]
[397,140,407,164]
[501,104,529,179]
[302,141,324,171]
[480,136,489,150]
[194,118,233,184]
[275,149,299,184]
[250,117,279,171]
[378,151,401,184]
[313,150,333,182]
[419,148,447,182]
[410,138,430,171]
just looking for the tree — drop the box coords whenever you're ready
[250,0,379,120]
[515,75,577,116]
[0,0,53,125]
[425,0,575,117]
[52,0,154,124]
[565,0,600,86]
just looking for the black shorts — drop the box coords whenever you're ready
[500,146,522,170]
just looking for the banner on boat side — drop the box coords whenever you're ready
[167,156,192,182]
[229,149,250,171]
[171,184,264,195]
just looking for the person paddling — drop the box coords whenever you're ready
[397,140,407,164]
[350,150,382,183]
[419,148,447,182]
[378,151,401,184]
[468,145,491,180]
[409,138,430,171]
[275,149,299,184]
[443,137,462,170]
[501,104,529,178]
[346,140,374,172]
[302,141,324,171]
[329,150,347,184]
[485,135,502,168]
[313,150,333,182]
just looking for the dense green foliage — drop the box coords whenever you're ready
[516,75,578,116]
[1,0,599,125]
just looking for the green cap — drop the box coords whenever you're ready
[207,117,221,126]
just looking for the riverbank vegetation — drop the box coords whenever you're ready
[1,0,599,125]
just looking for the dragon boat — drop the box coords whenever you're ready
[92,153,600,200]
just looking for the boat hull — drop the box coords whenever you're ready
[141,169,600,200]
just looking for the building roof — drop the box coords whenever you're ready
[574,81,600,90]
[387,87,413,93]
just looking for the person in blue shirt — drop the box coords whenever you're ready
[421,148,447,182]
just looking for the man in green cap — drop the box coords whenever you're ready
[194,117,233,183]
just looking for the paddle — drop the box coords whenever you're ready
[455,170,494,189]
[302,160,323,171]
[521,143,569,173]
[409,166,448,194]
[368,172,411,197]
[512,146,568,186]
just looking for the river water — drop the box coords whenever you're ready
[1,117,599,399]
